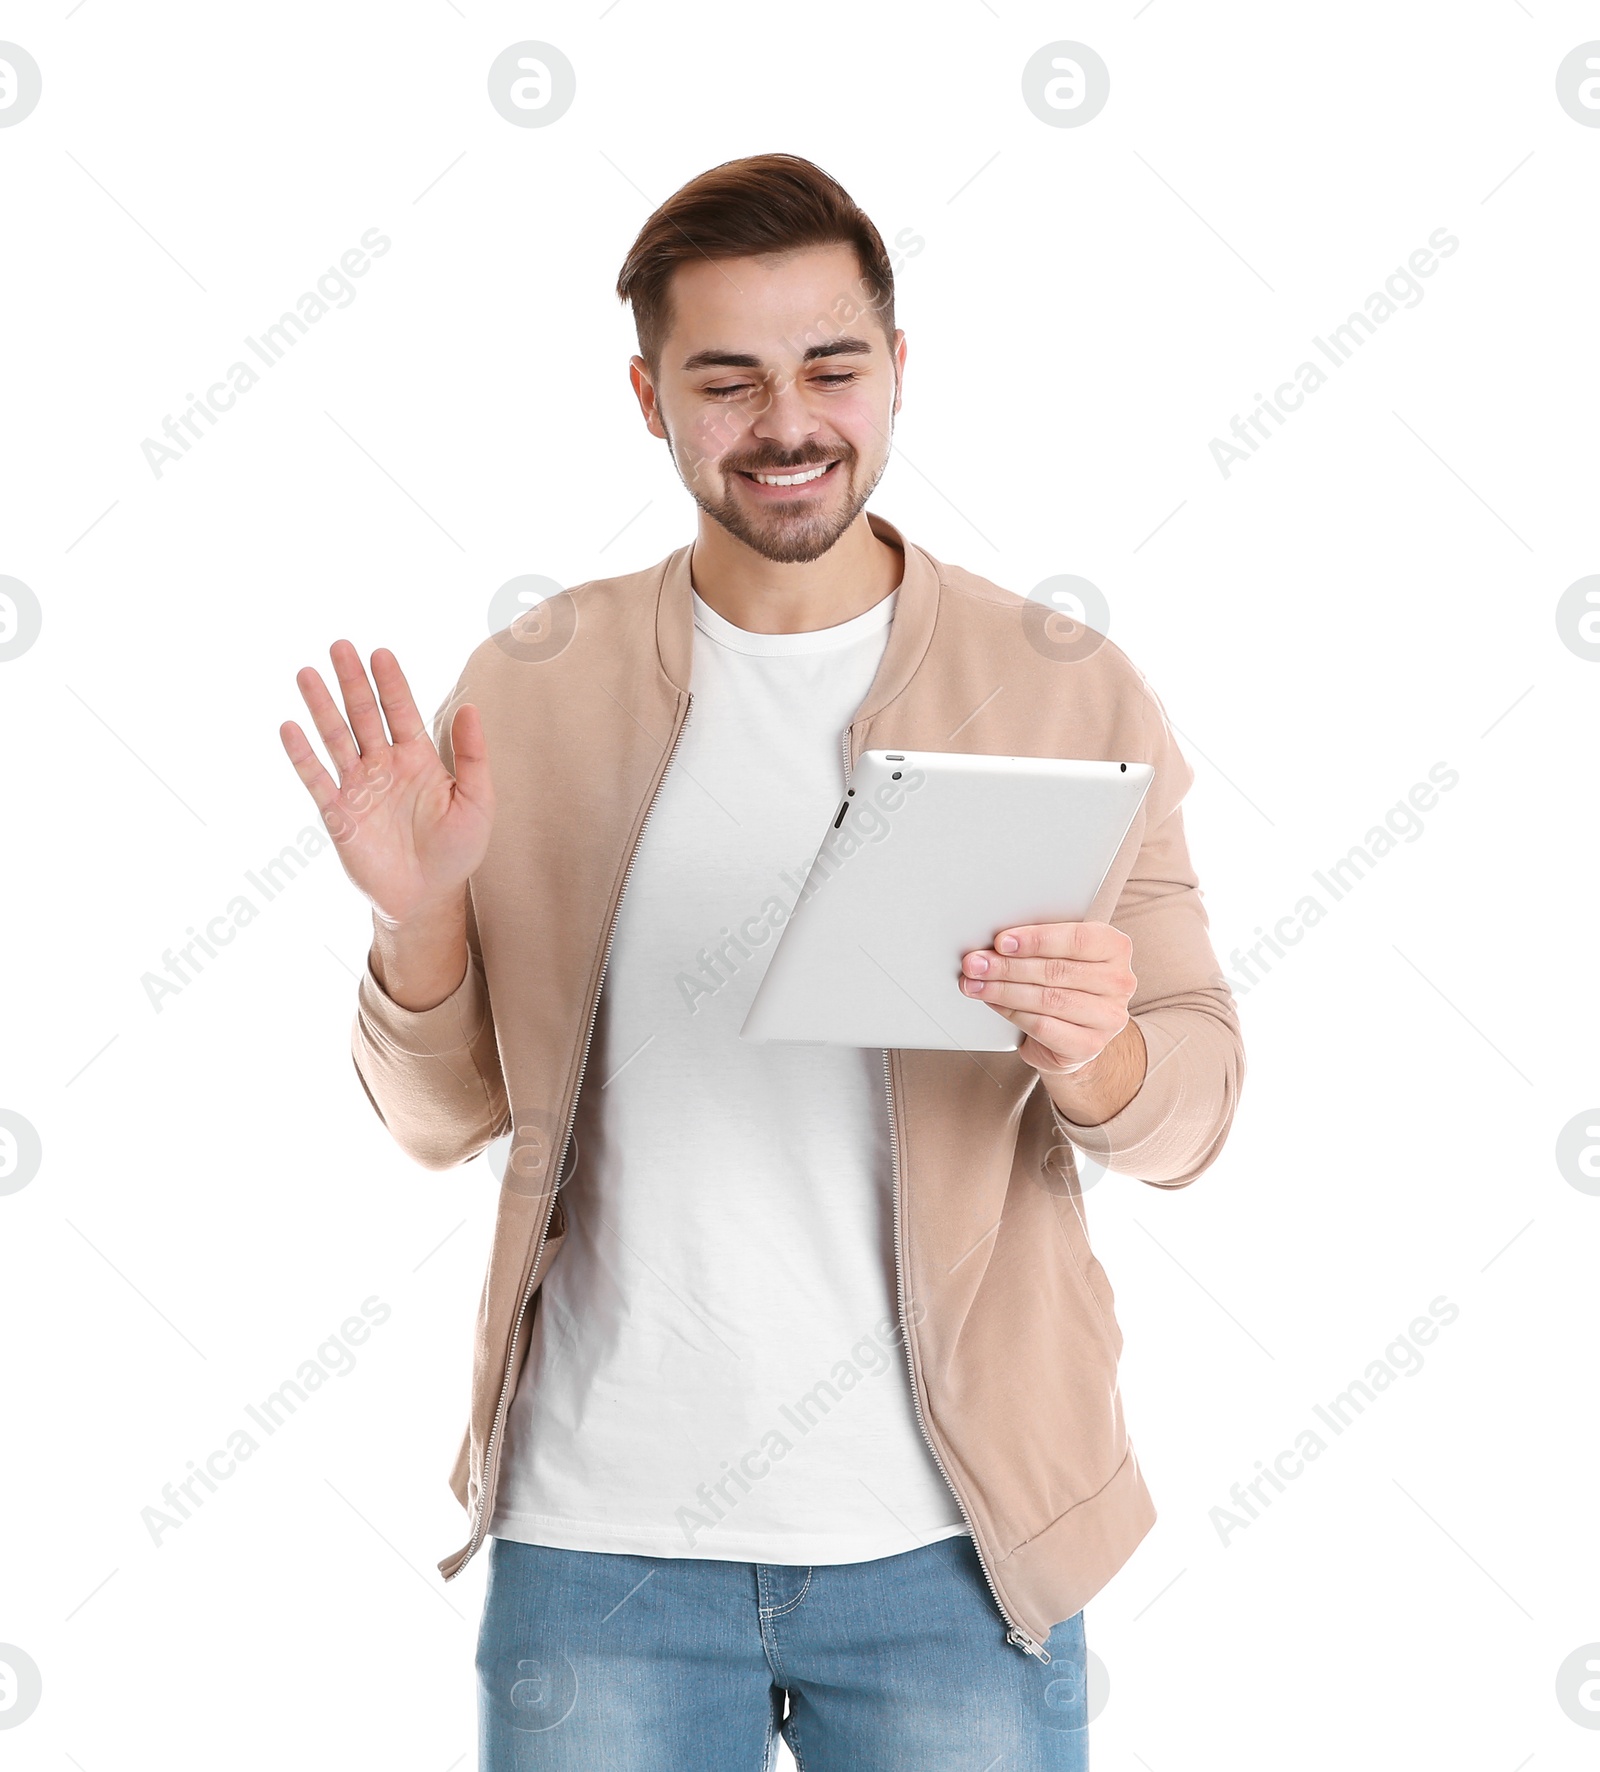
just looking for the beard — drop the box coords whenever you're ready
[666,429,892,565]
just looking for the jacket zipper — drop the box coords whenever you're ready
[839,728,1053,1664]
[444,688,695,1581]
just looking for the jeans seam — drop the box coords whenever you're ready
[755,1566,793,1688]
[783,1706,809,1772]
[756,1564,812,1618]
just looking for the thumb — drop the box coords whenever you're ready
[447,702,493,815]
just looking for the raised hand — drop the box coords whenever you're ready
[279,641,494,927]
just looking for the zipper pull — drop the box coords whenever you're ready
[1007,1626,1053,1663]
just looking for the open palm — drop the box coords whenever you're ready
[279,640,494,925]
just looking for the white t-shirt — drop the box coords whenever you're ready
[488,577,970,1563]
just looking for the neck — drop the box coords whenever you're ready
[688,511,903,634]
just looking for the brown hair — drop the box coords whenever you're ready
[615,153,896,381]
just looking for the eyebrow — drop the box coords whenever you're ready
[679,335,877,373]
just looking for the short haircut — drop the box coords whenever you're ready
[615,153,896,381]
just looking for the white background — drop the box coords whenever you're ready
[2,3,1597,1767]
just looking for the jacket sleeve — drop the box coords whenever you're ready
[1051,672,1246,1188]
[349,675,511,1172]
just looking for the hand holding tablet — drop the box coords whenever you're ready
[957,917,1141,1077]
[739,749,1153,1052]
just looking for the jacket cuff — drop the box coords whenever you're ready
[1047,1012,1220,1183]
[356,946,489,1058]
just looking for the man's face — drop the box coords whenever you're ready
[631,243,905,564]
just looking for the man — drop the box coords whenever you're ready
[280,152,1245,1770]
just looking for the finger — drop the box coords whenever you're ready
[993,921,1110,960]
[329,638,390,758]
[447,702,493,810]
[295,665,362,776]
[279,719,345,825]
[980,1001,1101,1066]
[962,950,1107,987]
[369,647,430,747]
[960,977,1112,1024]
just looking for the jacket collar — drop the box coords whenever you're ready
[653,508,940,722]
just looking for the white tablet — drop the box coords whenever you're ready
[739,749,1154,1052]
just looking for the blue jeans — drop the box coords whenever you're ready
[475,1531,1089,1769]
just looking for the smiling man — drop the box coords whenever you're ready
[281,152,1245,1770]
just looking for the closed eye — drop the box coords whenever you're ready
[705,372,860,399]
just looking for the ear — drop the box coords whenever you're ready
[628,356,667,442]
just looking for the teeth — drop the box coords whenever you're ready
[751,463,831,486]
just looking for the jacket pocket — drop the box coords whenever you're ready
[1051,1202,1124,1361]
[1083,1252,1123,1358]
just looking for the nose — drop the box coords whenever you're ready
[747,371,827,452]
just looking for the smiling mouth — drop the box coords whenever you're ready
[735,460,841,488]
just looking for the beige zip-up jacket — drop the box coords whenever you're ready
[350,509,1246,1659]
